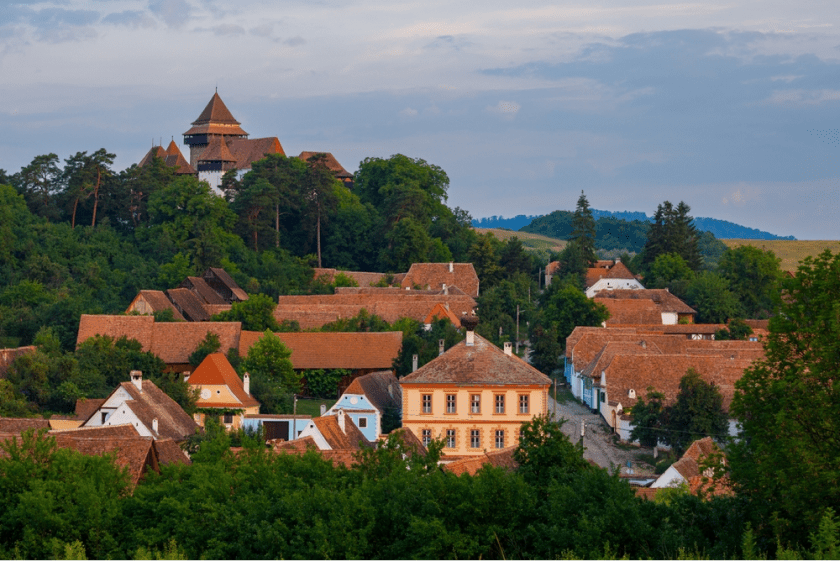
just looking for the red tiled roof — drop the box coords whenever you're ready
[153,438,191,467]
[188,353,260,409]
[298,152,353,178]
[163,141,196,174]
[444,446,518,476]
[599,299,664,326]
[180,277,227,305]
[166,288,211,322]
[116,379,198,441]
[127,290,186,320]
[401,263,480,297]
[53,433,156,488]
[77,315,156,351]
[603,261,636,279]
[313,268,389,287]
[401,333,551,386]
[239,331,403,370]
[184,92,248,137]
[229,137,286,169]
[74,398,107,422]
[594,289,696,315]
[312,414,372,450]
[343,370,401,414]
[206,268,249,302]
[197,137,237,163]
[0,418,50,433]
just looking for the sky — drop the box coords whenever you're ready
[1,0,839,239]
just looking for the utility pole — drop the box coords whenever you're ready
[292,394,298,440]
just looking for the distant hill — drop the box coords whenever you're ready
[521,211,650,253]
[471,215,544,231]
[474,210,795,240]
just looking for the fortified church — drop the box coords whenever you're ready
[139,91,352,192]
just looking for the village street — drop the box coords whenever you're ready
[547,393,650,475]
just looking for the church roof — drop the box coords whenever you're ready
[139,143,196,175]
[229,137,285,169]
[184,92,248,137]
[193,92,241,125]
[298,151,353,178]
[197,137,237,163]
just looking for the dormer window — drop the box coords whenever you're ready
[628,389,636,399]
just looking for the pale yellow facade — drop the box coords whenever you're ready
[402,385,548,457]
[191,383,260,430]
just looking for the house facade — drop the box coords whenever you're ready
[400,328,551,458]
[187,353,260,430]
[325,370,401,441]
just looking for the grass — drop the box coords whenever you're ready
[474,228,567,253]
[721,239,840,273]
[294,397,334,418]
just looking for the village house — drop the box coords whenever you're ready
[400,320,551,458]
[545,259,643,294]
[186,353,260,430]
[325,370,401,442]
[81,371,198,442]
[400,262,480,297]
[594,289,697,325]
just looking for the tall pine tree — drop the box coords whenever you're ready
[569,190,597,267]
[641,200,702,272]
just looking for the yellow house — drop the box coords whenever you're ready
[400,330,551,458]
[187,353,260,430]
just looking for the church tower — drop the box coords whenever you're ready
[183,91,248,170]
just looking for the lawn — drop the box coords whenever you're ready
[473,228,567,253]
[722,239,840,273]
[294,397,334,418]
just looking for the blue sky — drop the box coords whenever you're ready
[1,0,839,238]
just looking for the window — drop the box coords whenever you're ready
[470,429,480,448]
[519,394,529,414]
[446,394,456,414]
[422,429,431,447]
[358,417,367,428]
[495,430,505,449]
[495,394,505,414]
[223,413,233,424]
[470,394,481,414]
[446,429,456,448]
[422,394,432,413]
[101,412,108,424]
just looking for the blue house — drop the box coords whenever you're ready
[325,370,401,442]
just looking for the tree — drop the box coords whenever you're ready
[61,149,116,228]
[515,414,589,484]
[662,369,727,452]
[684,271,742,324]
[717,245,782,318]
[240,330,299,414]
[188,332,221,368]
[729,249,840,546]
[646,252,694,293]
[569,190,597,266]
[302,153,340,268]
[641,201,702,272]
[211,293,280,332]
[714,319,752,341]
[12,153,62,220]
[630,388,666,447]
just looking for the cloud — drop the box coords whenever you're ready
[249,24,273,38]
[486,100,520,118]
[284,35,306,46]
[400,107,418,117]
[212,24,245,36]
[102,10,157,29]
[764,88,840,105]
[148,0,192,29]
[29,7,99,27]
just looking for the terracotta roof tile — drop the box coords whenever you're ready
[153,438,191,467]
[188,353,260,409]
[401,263,479,297]
[594,289,696,315]
[298,152,353,178]
[343,370,401,413]
[0,418,50,433]
[77,315,155,350]
[151,322,241,365]
[53,433,156,488]
[126,290,186,320]
[313,268,389,287]
[229,137,286,170]
[239,331,403,370]
[312,414,372,450]
[166,288,211,322]
[180,277,227,305]
[599,299,664,325]
[138,146,168,168]
[184,92,248,136]
[197,137,237,164]
[206,268,249,302]
[401,333,551,386]
[163,141,196,175]
[74,398,107,422]
[444,446,518,476]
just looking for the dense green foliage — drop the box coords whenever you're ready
[522,209,650,253]
[730,249,840,549]
[640,201,702,272]
[240,331,299,414]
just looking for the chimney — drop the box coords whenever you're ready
[183,371,191,383]
[462,315,479,346]
[130,370,143,392]
[412,354,418,372]
[449,262,454,273]
[503,342,512,356]
[640,340,647,349]
[152,418,158,434]
[438,339,445,356]
[337,409,346,433]
[388,382,393,397]
[243,372,250,395]
[320,404,327,415]
[442,283,448,295]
